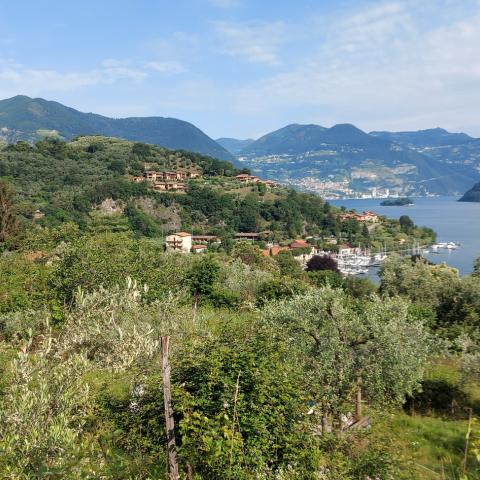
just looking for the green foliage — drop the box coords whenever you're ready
[0,180,18,244]
[380,254,480,339]
[0,253,53,313]
[124,203,160,237]
[256,277,308,306]
[263,289,430,416]
[275,250,303,277]
[50,232,189,304]
[186,255,220,298]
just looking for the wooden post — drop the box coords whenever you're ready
[161,336,179,480]
[355,376,362,421]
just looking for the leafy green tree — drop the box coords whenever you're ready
[0,180,18,243]
[186,255,220,300]
[124,203,160,237]
[50,233,189,303]
[275,251,303,277]
[263,289,429,421]
[399,215,414,234]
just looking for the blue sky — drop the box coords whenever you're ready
[1,0,480,138]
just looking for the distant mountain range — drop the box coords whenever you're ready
[0,95,234,161]
[222,124,480,197]
[216,137,254,155]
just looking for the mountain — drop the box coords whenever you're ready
[0,95,234,161]
[459,182,480,202]
[236,123,477,197]
[370,127,480,184]
[369,127,475,147]
[216,137,254,155]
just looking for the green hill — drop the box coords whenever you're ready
[0,95,234,161]
[459,182,480,202]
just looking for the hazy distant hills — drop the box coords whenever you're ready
[216,137,254,155]
[226,123,479,197]
[0,95,234,161]
[459,182,480,202]
[369,127,475,147]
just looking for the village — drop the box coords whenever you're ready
[165,210,386,276]
[131,169,278,192]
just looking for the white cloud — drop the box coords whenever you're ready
[0,56,187,99]
[215,21,287,65]
[231,1,480,135]
[145,60,186,74]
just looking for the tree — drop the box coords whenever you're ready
[0,180,18,242]
[124,203,160,237]
[305,255,339,273]
[399,215,414,234]
[275,251,303,277]
[263,289,429,423]
[474,257,480,277]
[186,255,220,300]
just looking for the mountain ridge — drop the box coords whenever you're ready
[0,95,234,161]
[236,123,478,197]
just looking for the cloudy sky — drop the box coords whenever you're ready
[1,0,480,138]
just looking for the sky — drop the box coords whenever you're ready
[1,0,480,139]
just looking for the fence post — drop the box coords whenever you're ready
[161,336,179,480]
[356,376,363,421]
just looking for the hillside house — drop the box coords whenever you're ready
[235,174,260,184]
[362,211,380,222]
[340,210,380,223]
[192,235,220,243]
[153,182,186,192]
[262,180,278,188]
[166,232,192,252]
[145,171,160,181]
[260,245,290,257]
[338,244,359,256]
[132,176,146,183]
[192,245,208,253]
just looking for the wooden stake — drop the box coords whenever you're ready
[462,407,473,477]
[161,336,179,480]
[356,376,362,421]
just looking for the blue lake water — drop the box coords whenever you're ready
[330,196,480,276]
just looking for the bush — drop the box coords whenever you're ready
[305,255,339,273]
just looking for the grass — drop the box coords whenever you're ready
[376,413,477,479]
[373,357,480,479]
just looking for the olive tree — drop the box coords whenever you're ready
[262,288,430,424]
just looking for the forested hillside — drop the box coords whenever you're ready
[0,95,234,160]
[0,135,435,250]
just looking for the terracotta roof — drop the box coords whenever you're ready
[192,245,207,249]
[290,239,310,249]
[174,232,192,237]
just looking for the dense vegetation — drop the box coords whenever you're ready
[0,137,478,479]
[380,197,414,206]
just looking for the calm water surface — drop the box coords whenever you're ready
[330,196,480,276]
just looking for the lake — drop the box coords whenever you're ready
[330,196,480,276]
